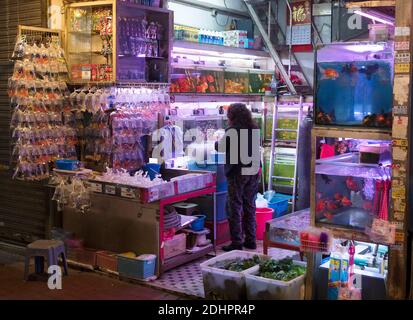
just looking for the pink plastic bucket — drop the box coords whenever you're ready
[256,207,274,240]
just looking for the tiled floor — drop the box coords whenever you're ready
[149,241,298,298]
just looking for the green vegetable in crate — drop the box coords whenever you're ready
[212,255,262,272]
[259,258,306,281]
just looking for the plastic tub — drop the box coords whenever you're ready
[245,261,306,300]
[268,194,291,218]
[55,159,80,171]
[117,254,157,280]
[200,250,269,300]
[191,215,206,231]
[256,208,274,240]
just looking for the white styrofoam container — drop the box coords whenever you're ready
[200,250,269,300]
[245,260,307,300]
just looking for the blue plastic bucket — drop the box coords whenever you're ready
[267,193,291,218]
[190,215,206,231]
[55,159,80,171]
[143,163,161,180]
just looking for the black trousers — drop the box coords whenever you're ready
[226,174,260,246]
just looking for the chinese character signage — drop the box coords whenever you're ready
[286,0,312,51]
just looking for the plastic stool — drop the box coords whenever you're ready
[24,240,68,280]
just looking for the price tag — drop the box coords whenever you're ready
[394,211,405,221]
[393,75,410,105]
[395,27,411,37]
[392,139,408,147]
[395,63,410,74]
[394,221,404,231]
[90,182,102,193]
[395,41,410,51]
[393,199,406,213]
[105,185,116,195]
[393,146,408,161]
[395,232,405,243]
[121,187,136,199]
[392,116,408,139]
[392,186,405,200]
[393,105,408,116]
[395,52,411,64]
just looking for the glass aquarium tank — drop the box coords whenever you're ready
[194,68,224,94]
[315,42,394,127]
[249,70,273,94]
[314,136,392,230]
[224,70,249,94]
[170,67,196,93]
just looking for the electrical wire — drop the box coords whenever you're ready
[215,0,230,27]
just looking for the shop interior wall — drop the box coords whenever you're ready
[0,0,50,247]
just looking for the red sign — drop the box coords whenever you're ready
[287,0,313,52]
[290,0,312,25]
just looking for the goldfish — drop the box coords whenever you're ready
[334,193,343,201]
[341,196,352,207]
[327,201,338,211]
[316,199,326,213]
[320,67,339,80]
[324,212,334,221]
[346,176,360,192]
[342,63,358,75]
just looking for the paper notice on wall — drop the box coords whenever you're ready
[392,116,408,139]
[392,146,408,161]
[393,75,410,105]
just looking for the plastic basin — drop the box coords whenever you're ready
[191,215,206,231]
[55,159,80,171]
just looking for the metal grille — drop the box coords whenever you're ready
[0,0,49,246]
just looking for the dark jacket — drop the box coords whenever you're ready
[215,126,261,177]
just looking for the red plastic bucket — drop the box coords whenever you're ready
[256,207,274,240]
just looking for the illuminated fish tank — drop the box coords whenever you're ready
[314,136,392,231]
[315,43,394,127]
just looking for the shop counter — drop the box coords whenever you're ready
[55,169,217,276]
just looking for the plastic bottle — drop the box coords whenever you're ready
[328,246,342,300]
[270,74,278,95]
[340,246,349,287]
[348,241,355,284]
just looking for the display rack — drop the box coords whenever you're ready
[65,0,173,84]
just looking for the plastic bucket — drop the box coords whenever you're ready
[143,163,161,180]
[256,208,274,240]
[191,215,206,231]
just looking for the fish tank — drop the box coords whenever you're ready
[315,42,394,127]
[170,67,196,93]
[314,135,392,231]
[224,70,249,94]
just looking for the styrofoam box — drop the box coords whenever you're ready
[244,261,306,300]
[200,250,269,300]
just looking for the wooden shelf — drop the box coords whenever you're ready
[161,244,214,273]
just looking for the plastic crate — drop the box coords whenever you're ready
[245,261,306,300]
[164,233,187,259]
[96,251,118,273]
[268,194,291,218]
[117,254,157,281]
[200,250,268,300]
[67,248,98,267]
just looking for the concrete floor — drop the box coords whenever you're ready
[0,250,183,300]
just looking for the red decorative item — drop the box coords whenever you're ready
[379,180,390,220]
